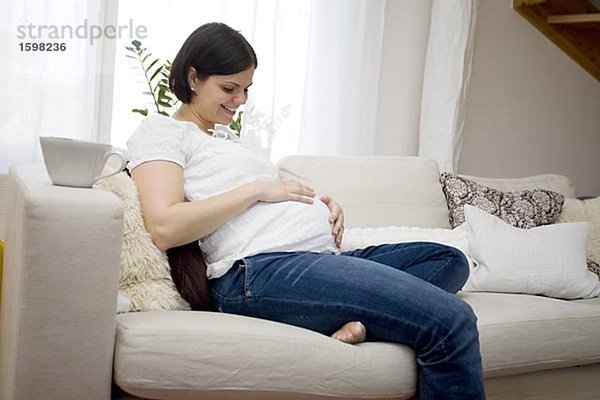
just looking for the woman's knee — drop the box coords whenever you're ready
[445,245,470,280]
[445,295,479,340]
[415,293,479,358]
[428,244,470,293]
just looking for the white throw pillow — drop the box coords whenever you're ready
[341,225,470,261]
[463,204,600,299]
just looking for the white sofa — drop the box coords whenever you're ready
[1,156,599,400]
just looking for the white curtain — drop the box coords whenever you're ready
[0,0,476,173]
[109,0,313,155]
[109,0,385,162]
[0,0,113,173]
[373,0,432,157]
[249,0,386,160]
[241,0,313,161]
[297,0,385,156]
[418,0,479,172]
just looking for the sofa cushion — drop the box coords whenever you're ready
[114,312,417,400]
[440,173,564,229]
[341,225,469,260]
[113,293,600,399]
[463,205,600,299]
[461,173,575,198]
[463,292,600,377]
[557,196,600,268]
[277,156,451,229]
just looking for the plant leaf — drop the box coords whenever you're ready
[159,97,174,107]
[149,65,164,83]
[157,99,172,108]
[132,108,148,116]
[160,92,174,101]
[147,58,159,73]
[154,84,165,96]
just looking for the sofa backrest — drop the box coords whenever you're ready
[461,173,575,198]
[277,156,451,229]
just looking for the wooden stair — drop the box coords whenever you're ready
[514,0,600,80]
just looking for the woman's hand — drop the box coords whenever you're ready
[251,179,316,204]
[320,195,345,248]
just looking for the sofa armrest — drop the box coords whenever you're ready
[0,164,123,400]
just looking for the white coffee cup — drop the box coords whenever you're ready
[40,136,127,188]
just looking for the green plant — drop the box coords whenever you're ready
[126,40,244,136]
[126,40,178,116]
[229,111,243,137]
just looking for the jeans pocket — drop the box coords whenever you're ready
[241,259,255,299]
[211,260,248,303]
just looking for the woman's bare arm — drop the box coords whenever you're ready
[132,160,315,250]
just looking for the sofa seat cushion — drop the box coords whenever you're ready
[114,293,600,399]
[462,292,600,377]
[114,312,417,400]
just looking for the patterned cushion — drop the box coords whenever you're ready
[588,260,600,279]
[440,173,565,229]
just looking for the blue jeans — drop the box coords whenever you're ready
[210,242,485,399]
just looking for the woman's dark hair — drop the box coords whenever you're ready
[167,241,212,311]
[169,22,258,104]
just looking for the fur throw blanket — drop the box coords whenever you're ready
[96,173,190,311]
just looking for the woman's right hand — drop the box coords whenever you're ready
[250,178,316,204]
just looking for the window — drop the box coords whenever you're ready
[110,0,311,162]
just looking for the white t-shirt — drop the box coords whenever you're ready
[127,115,337,279]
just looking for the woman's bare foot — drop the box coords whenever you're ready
[331,321,367,344]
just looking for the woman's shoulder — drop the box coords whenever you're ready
[127,114,198,170]
[137,114,192,134]
[128,114,196,146]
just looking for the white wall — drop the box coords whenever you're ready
[458,0,600,196]
[376,0,600,196]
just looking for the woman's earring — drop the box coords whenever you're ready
[190,86,196,92]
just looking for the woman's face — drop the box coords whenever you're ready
[189,67,255,130]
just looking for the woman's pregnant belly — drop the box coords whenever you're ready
[200,198,337,265]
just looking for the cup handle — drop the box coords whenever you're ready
[93,152,127,184]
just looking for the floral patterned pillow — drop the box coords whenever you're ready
[588,260,600,279]
[440,173,565,229]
